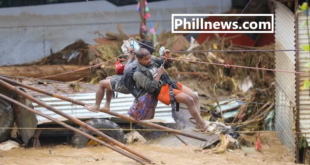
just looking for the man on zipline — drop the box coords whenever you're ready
[85,40,156,112]
[85,40,208,132]
[123,48,208,132]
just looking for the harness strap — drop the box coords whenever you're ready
[159,73,180,112]
[168,83,180,112]
[168,84,176,111]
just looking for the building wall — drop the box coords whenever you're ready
[298,12,310,145]
[274,1,296,153]
[0,0,232,66]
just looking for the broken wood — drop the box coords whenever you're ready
[0,79,153,164]
[88,45,102,57]
[117,24,128,40]
[214,33,220,40]
[206,52,225,63]
[174,72,209,75]
[224,34,242,41]
[0,93,147,164]
[174,134,188,146]
[106,31,120,40]
[234,103,275,128]
[0,65,91,82]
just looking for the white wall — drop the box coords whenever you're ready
[0,0,232,66]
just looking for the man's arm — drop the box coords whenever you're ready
[124,51,138,74]
[124,59,134,72]
[133,72,159,93]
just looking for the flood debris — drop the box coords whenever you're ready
[30,40,95,66]
[0,8,277,161]
[200,134,221,149]
[204,83,275,136]
[239,76,253,93]
[125,131,147,144]
[198,121,240,153]
[0,140,20,151]
[255,132,262,152]
[0,91,151,164]
[12,93,38,146]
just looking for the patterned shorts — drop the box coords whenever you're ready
[128,93,158,121]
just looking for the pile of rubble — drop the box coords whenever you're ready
[0,17,276,153]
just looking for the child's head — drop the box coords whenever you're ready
[139,39,154,54]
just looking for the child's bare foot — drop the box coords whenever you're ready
[85,104,100,113]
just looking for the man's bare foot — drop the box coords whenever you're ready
[198,121,209,132]
[85,104,100,113]
[201,123,208,132]
[103,104,110,111]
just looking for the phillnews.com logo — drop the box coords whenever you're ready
[172,14,274,33]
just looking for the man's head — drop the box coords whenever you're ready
[135,48,151,67]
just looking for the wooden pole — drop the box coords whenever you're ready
[0,93,146,164]
[0,79,153,164]
[140,0,146,39]
[0,65,90,82]
[0,76,207,142]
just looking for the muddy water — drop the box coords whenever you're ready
[0,132,296,165]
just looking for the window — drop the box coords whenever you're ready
[0,0,99,8]
[106,0,166,7]
[0,0,166,8]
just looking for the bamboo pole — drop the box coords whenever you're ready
[0,79,153,164]
[0,76,207,142]
[0,93,147,164]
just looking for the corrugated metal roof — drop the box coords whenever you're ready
[274,1,296,153]
[33,92,176,124]
[16,76,178,124]
[298,12,310,144]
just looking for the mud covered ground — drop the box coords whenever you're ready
[0,132,296,165]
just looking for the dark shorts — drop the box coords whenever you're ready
[110,75,130,94]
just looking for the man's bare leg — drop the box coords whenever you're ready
[85,79,112,112]
[180,85,201,115]
[174,92,207,132]
[103,88,113,110]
